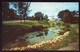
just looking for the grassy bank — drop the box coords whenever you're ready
[32,25,79,50]
[3,20,51,27]
[2,20,53,36]
[61,27,79,43]
[2,20,54,37]
[2,20,79,50]
[2,20,55,37]
[31,23,79,50]
[2,31,70,51]
[2,20,55,46]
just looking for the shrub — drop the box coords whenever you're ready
[75,24,79,29]
[63,23,71,32]
[49,22,55,27]
[61,27,78,44]
[56,22,64,26]
[68,28,78,41]
[32,25,43,31]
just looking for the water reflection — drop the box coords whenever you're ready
[36,33,43,37]
[3,26,63,48]
[44,30,48,36]
[16,26,62,45]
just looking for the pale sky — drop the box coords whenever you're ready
[29,2,79,20]
[9,2,79,20]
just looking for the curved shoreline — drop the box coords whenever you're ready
[2,31,70,51]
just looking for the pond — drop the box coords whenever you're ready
[3,26,63,49]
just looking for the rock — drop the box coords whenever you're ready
[41,41,45,44]
[3,31,70,51]
[13,47,20,50]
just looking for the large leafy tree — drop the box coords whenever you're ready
[45,15,48,19]
[8,9,20,20]
[58,9,79,23]
[18,2,31,22]
[71,11,79,23]
[23,2,31,22]
[2,2,19,20]
[71,11,79,18]
[58,10,73,23]
[10,2,31,22]
[2,2,9,20]
[35,12,44,21]
[43,14,49,21]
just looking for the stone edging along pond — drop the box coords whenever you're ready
[2,31,70,51]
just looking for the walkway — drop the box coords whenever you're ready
[58,28,79,51]
[2,20,28,23]
[58,42,79,51]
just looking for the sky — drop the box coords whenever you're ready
[29,2,79,20]
[9,2,79,20]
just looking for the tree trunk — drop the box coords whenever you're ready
[24,17,25,23]
[24,19,25,23]
[21,18,23,22]
[20,16,22,23]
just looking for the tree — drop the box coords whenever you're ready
[58,9,79,23]
[2,2,19,20]
[43,14,49,21]
[32,16,35,20]
[71,11,79,23]
[34,12,44,21]
[58,9,72,23]
[8,9,21,20]
[2,2,9,20]
[71,11,79,18]
[10,2,31,22]
[45,15,48,19]
[22,2,31,22]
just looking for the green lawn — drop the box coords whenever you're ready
[2,20,79,50]
[3,20,52,28]
[2,20,55,48]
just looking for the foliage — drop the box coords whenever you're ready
[61,27,78,44]
[63,23,71,31]
[58,9,79,24]
[43,14,49,21]
[3,2,31,22]
[56,22,64,26]
[2,2,9,19]
[58,10,72,23]
[45,15,48,19]
[13,2,31,17]
[71,11,79,17]
[34,12,44,20]
[17,2,31,22]
[69,28,78,40]
[75,24,79,29]
[49,22,55,26]
[2,2,18,20]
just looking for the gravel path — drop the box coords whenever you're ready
[2,20,28,23]
[58,28,79,51]
[58,42,79,51]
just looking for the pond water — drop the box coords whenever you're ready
[16,26,62,45]
[3,26,63,48]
